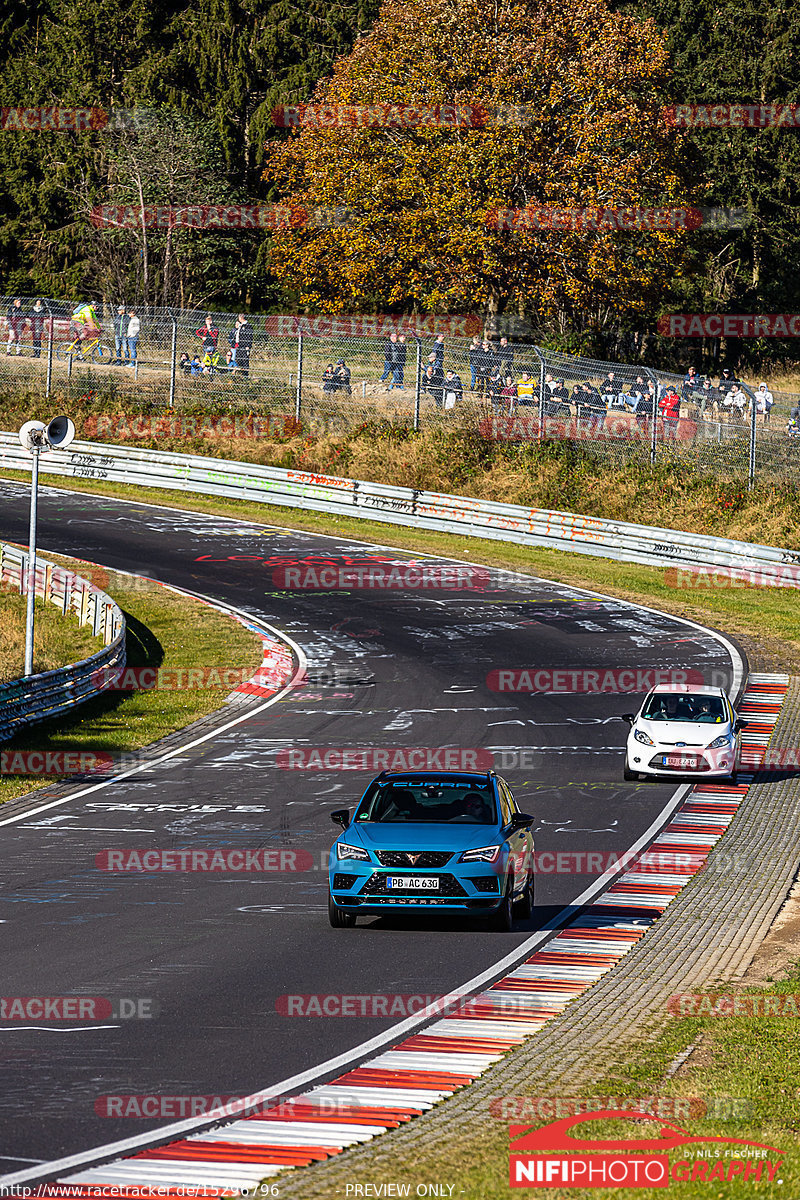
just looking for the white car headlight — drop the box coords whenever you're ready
[709,733,733,749]
[634,729,655,746]
[337,841,370,861]
[459,844,502,863]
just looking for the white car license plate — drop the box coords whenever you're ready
[387,876,439,890]
[663,754,699,769]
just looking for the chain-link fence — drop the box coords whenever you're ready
[1,295,798,484]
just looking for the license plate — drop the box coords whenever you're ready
[663,755,699,769]
[387,876,439,890]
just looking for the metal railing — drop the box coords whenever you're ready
[1,437,797,587]
[0,296,797,486]
[0,542,126,743]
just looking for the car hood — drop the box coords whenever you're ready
[636,717,732,747]
[346,822,502,852]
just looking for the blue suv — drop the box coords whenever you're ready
[327,771,535,931]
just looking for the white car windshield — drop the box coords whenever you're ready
[641,694,727,723]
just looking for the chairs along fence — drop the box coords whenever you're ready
[1,296,799,487]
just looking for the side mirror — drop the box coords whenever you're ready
[510,812,534,830]
[734,719,746,732]
[330,808,350,829]
[620,714,635,726]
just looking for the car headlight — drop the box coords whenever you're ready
[459,844,502,863]
[336,842,370,861]
[634,729,655,746]
[709,733,733,749]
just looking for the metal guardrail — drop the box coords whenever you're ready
[1,434,798,586]
[0,542,126,743]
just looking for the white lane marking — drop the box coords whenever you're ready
[21,825,157,833]
[0,1025,120,1032]
[0,606,307,832]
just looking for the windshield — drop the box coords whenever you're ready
[354,780,497,824]
[641,694,727,723]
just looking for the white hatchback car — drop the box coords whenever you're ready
[623,684,744,782]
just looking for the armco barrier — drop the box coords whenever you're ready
[0,542,126,744]
[1,434,799,584]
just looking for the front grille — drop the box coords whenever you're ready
[361,872,467,897]
[470,875,500,893]
[332,873,356,890]
[375,850,452,867]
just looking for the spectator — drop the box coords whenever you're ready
[498,336,514,377]
[501,374,518,411]
[228,313,253,375]
[659,383,681,438]
[752,381,774,423]
[442,369,463,410]
[423,363,444,407]
[697,378,720,416]
[333,359,352,395]
[636,384,656,435]
[30,299,45,359]
[179,352,192,375]
[723,383,747,420]
[549,378,570,416]
[681,366,700,399]
[431,334,445,370]
[113,304,127,364]
[718,367,739,391]
[5,298,24,355]
[621,376,646,412]
[190,354,202,377]
[517,372,536,406]
[600,371,620,407]
[125,310,140,367]
[474,340,496,396]
[379,332,398,385]
[582,384,607,434]
[468,335,481,390]
[486,365,502,406]
[322,363,336,393]
[393,335,407,389]
[196,315,219,354]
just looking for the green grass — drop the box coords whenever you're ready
[0,584,105,683]
[0,550,264,805]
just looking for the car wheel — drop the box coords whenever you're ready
[623,758,637,782]
[490,878,514,932]
[513,869,534,920]
[328,894,356,928]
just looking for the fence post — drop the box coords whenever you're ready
[295,333,303,422]
[534,347,546,441]
[414,338,422,431]
[168,309,177,410]
[44,300,54,399]
[646,369,659,465]
[747,385,757,489]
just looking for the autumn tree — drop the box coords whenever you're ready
[263,0,691,330]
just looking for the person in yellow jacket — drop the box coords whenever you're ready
[71,301,101,348]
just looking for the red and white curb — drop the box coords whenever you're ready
[52,673,789,1196]
[229,617,296,700]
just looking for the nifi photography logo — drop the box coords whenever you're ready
[508,1111,784,1188]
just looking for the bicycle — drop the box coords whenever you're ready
[56,332,113,364]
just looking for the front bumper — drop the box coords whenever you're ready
[628,741,736,778]
[329,863,507,914]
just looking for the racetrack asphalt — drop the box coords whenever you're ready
[0,481,742,1171]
